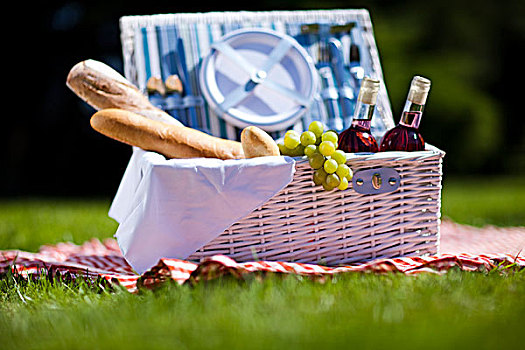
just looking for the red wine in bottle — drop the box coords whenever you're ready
[380,76,431,152]
[338,77,380,153]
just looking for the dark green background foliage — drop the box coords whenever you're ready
[2,0,524,197]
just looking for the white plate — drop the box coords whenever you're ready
[200,28,317,131]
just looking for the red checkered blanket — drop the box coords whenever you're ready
[1,237,523,293]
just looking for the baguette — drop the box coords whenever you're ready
[67,59,181,125]
[240,126,280,158]
[91,109,244,160]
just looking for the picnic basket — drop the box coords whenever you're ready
[114,9,445,266]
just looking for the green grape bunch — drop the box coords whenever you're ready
[277,121,353,191]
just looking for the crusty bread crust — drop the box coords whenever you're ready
[67,60,181,125]
[240,126,280,158]
[91,109,244,160]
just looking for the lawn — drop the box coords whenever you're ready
[442,175,525,227]
[0,176,524,349]
[2,269,523,350]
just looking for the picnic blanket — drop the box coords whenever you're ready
[1,220,523,293]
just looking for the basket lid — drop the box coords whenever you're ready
[199,28,318,131]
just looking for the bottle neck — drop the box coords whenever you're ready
[353,100,375,121]
[351,100,375,130]
[399,100,424,128]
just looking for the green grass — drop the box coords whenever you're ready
[0,198,118,252]
[0,176,524,349]
[442,175,525,227]
[0,175,522,254]
[1,270,523,350]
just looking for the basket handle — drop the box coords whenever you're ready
[352,167,400,194]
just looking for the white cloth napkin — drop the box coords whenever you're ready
[109,148,296,274]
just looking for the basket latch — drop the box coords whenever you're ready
[352,167,400,194]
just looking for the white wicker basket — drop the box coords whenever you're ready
[116,9,445,265]
[188,146,444,264]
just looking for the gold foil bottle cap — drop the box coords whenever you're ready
[407,75,431,105]
[358,77,380,105]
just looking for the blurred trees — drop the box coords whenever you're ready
[366,0,524,175]
[2,0,523,197]
[281,0,525,175]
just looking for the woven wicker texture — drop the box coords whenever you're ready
[117,9,445,265]
[188,148,444,265]
[2,222,523,292]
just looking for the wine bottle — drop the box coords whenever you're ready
[338,77,380,153]
[380,76,431,152]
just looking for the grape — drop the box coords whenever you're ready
[313,168,328,186]
[279,141,305,157]
[300,131,316,146]
[323,159,338,174]
[322,177,338,191]
[277,142,288,155]
[345,168,354,181]
[308,152,325,169]
[304,144,317,157]
[322,131,338,145]
[289,144,305,157]
[278,142,303,156]
[284,132,300,149]
[338,176,349,190]
[325,173,341,188]
[322,182,335,191]
[308,121,324,139]
[331,150,347,165]
[319,141,336,157]
[335,163,350,178]
[304,123,353,191]
[322,174,339,191]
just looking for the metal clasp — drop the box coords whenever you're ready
[352,167,400,194]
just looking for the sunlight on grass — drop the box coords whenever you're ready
[0,198,117,252]
[1,176,524,349]
[1,270,524,350]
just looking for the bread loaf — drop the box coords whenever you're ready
[91,109,244,160]
[67,59,181,125]
[240,126,280,158]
